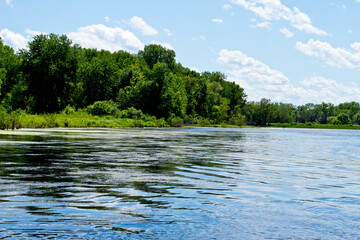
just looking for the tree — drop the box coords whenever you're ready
[337,113,350,124]
[21,34,80,113]
[138,44,176,70]
[76,49,119,107]
[160,73,187,118]
[0,37,21,101]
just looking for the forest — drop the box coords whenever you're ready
[0,34,360,129]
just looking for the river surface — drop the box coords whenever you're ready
[0,127,359,239]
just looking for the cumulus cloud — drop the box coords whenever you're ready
[190,67,201,73]
[301,76,360,103]
[68,24,144,52]
[5,0,13,8]
[212,18,224,24]
[105,16,110,23]
[129,16,158,36]
[0,28,28,51]
[218,49,289,86]
[150,41,174,50]
[231,0,327,36]
[280,28,294,38]
[296,39,360,69]
[199,35,206,40]
[218,49,360,104]
[25,29,46,36]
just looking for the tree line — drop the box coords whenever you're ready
[244,99,360,126]
[1,33,359,127]
[0,34,246,125]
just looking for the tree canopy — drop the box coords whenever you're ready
[0,34,247,124]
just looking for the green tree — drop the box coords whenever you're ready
[0,38,21,101]
[21,34,80,113]
[337,113,350,124]
[160,73,187,118]
[138,44,176,70]
[76,49,119,107]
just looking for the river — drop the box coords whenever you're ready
[0,128,359,239]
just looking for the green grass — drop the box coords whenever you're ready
[13,112,159,129]
[2,111,359,130]
[270,122,360,130]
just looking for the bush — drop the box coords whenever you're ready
[45,114,59,128]
[168,116,183,127]
[116,107,143,119]
[155,118,167,127]
[126,107,143,119]
[63,105,76,115]
[0,107,22,130]
[133,119,144,128]
[229,114,245,126]
[86,101,117,116]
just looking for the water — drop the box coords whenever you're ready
[0,127,359,239]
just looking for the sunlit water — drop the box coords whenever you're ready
[0,127,359,239]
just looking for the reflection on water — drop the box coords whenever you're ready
[0,128,360,239]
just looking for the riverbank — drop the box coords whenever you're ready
[0,111,244,130]
[1,111,359,130]
[270,122,360,130]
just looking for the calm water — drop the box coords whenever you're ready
[0,127,359,239]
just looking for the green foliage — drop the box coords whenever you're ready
[21,34,80,113]
[0,107,22,130]
[121,107,143,119]
[337,113,350,124]
[168,116,184,127]
[63,105,76,115]
[138,44,176,70]
[76,49,120,107]
[353,113,360,125]
[86,101,117,116]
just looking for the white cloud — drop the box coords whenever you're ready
[0,28,28,51]
[68,24,144,52]
[199,35,206,40]
[163,28,172,36]
[223,4,232,10]
[218,49,289,86]
[218,49,360,104]
[212,18,224,24]
[190,67,201,73]
[151,41,174,50]
[5,0,13,8]
[129,16,158,36]
[296,39,360,69]
[25,29,46,36]
[231,0,327,36]
[105,16,110,23]
[301,76,360,104]
[252,21,271,30]
[280,28,294,38]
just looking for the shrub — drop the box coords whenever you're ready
[86,101,117,116]
[168,116,183,127]
[155,118,167,127]
[229,114,245,126]
[126,107,143,119]
[133,119,144,128]
[0,108,22,130]
[63,105,76,115]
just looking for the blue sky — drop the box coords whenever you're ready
[1,0,360,105]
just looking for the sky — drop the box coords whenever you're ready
[1,0,360,105]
